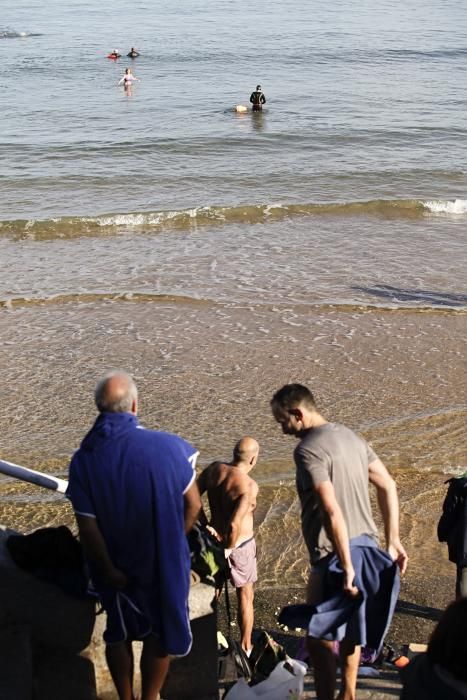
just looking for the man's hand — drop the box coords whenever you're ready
[388,541,409,575]
[206,525,222,542]
[343,566,359,597]
[105,565,129,590]
[77,514,129,589]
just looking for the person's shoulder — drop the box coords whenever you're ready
[69,447,84,468]
[248,475,259,493]
[203,459,225,474]
[233,468,256,490]
[330,422,363,442]
[131,426,192,450]
[200,460,221,478]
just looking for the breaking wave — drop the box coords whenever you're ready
[1,198,466,240]
[0,28,41,39]
[1,292,465,313]
[422,198,467,214]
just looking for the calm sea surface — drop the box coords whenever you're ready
[0,0,466,591]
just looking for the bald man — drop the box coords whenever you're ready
[67,371,201,700]
[197,437,259,654]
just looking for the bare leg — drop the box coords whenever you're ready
[306,566,337,700]
[236,583,254,652]
[456,565,467,598]
[307,637,337,700]
[337,638,361,700]
[106,640,135,700]
[140,634,170,700]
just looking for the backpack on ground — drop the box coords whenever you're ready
[6,525,88,598]
[437,475,467,564]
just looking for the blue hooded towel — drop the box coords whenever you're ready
[278,536,400,652]
[67,412,198,656]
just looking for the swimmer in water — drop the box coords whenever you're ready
[118,67,140,88]
[108,49,121,59]
[249,85,266,112]
[127,47,140,58]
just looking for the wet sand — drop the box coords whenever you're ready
[1,300,464,587]
[0,299,465,700]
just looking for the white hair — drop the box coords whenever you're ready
[94,370,137,413]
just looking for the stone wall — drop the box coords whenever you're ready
[0,527,218,700]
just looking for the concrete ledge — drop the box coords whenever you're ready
[0,527,95,652]
[163,583,218,699]
[0,625,33,700]
[0,527,97,699]
[0,527,218,700]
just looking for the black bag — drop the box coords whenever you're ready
[437,476,467,565]
[218,639,252,685]
[249,630,287,684]
[188,522,228,585]
[6,525,88,598]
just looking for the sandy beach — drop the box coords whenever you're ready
[2,1,466,695]
[1,299,464,699]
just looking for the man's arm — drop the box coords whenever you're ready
[195,466,211,528]
[225,481,257,549]
[314,480,359,596]
[225,493,250,548]
[184,481,202,533]
[368,457,408,574]
[76,514,128,589]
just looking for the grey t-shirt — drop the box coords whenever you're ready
[294,422,379,563]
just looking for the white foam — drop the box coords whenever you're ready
[423,198,467,214]
[96,213,147,227]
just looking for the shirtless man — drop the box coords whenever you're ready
[197,437,259,654]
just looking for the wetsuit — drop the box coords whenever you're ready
[249,90,266,111]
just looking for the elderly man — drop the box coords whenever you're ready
[271,384,408,700]
[197,437,259,655]
[67,371,201,700]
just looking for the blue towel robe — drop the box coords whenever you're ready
[67,412,198,656]
[278,536,399,652]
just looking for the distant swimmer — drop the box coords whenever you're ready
[108,48,121,59]
[249,84,266,112]
[118,67,140,87]
[127,47,140,58]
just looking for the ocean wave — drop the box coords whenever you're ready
[387,47,467,61]
[422,198,467,214]
[0,28,41,39]
[1,292,465,314]
[0,292,212,309]
[1,198,466,240]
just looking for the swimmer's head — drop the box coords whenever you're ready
[256,85,261,91]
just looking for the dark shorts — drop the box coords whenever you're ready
[228,537,257,587]
[101,590,154,645]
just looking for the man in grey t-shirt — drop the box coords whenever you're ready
[271,383,408,700]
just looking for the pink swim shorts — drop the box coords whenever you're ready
[228,537,257,587]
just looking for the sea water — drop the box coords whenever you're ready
[0,0,466,591]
